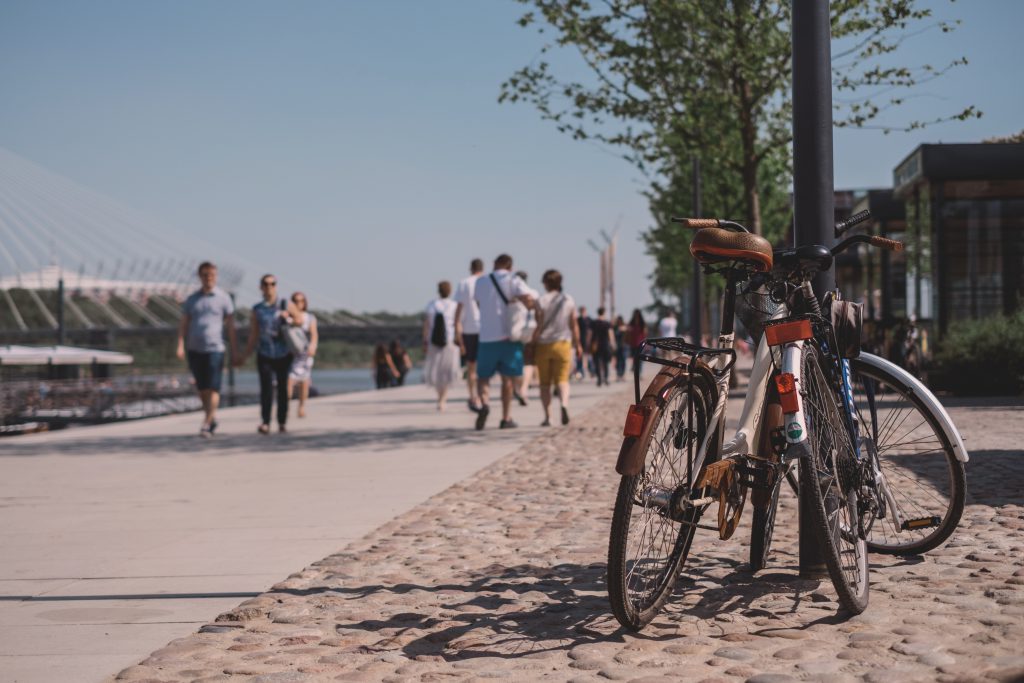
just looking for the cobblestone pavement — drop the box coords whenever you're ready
[112,389,1024,683]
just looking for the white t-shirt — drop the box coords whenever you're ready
[425,297,458,345]
[453,274,481,335]
[657,315,678,338]
[475,269,538,343]
[535,291,576,344]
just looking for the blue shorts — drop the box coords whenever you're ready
[476,340,524,379]
[187,351,225,392]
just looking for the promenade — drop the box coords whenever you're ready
[3,369,1024,682]
[104,375,1024,683]
[0,379,613,682]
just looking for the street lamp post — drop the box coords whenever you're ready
[691,156,703,345]
[792,0,834,579]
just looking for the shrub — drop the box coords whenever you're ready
[932,311,1024,395]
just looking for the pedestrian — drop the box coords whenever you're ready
[590,307,616,386]
[613,314,628,381]
[176,261,238,438]
[389,340,412,386]
[454,258,484,413]
[575,305,592,380]
[657,309,679,338]
[473,253,537,430]
[628,308,648,375]
[423,280,462,411]
[373,344,400,389]
[532,269,582,427]
[286,291,318,419]
[240,274,300,434]
[513,270,537,407]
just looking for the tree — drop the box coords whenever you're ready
[500,0,980,241]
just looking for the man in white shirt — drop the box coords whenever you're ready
[657,309,679,338]
[453,258,484,413]
[473,254,537,430]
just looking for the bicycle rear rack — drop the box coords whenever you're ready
[632,337,736,404]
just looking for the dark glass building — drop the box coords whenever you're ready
[891,142,1024,334]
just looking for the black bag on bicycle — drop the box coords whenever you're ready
[831,300,863,359]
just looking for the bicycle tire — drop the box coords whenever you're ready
[607,366,716,631]
[749,397,784,573]
[849,356,966,555]
[798,344,870,614]
[749,473,782,573]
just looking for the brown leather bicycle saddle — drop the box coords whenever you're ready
[690,228,773,272]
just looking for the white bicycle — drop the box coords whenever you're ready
[607,212,967,631]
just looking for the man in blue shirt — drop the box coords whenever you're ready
[177,261,239,438]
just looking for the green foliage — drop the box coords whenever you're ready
[501,0,980,302]
[932,312,1024,395]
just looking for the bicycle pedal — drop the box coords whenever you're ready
[901,516,941,531]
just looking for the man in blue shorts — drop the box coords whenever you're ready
[176,261,239,438]
[473,254,537,430]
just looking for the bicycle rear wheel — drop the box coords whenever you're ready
[607,369,716,631]
[799,344,869,614]
[849,356,965,554]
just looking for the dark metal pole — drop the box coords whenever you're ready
[56,277,66,346]
[691,157,703,346]
[792,0,833,579]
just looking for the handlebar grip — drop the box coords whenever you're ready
[670,217,720,229]
[869,235,904,251]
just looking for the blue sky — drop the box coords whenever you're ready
[0,0,1021,313]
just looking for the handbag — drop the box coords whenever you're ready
[490,273,528,342]
[278,300,310,356]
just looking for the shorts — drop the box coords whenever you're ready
[461,333,480,363]
[476,340,524,379]
[535,340,572,385]
[187,350,225,392]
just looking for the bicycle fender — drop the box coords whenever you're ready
[780,341,807,445]
[615,357,717,476]
[615,363,683,476]
[856,353,969,463]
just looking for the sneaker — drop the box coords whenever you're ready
[199,425,212,439]
[499,419,518,429]
[209,420,218,435]
[467,400,481,414]
[475,404,490,431]
[561,407,570,426]
[258,423,270,435]
[278,424,287,434]
[540,418,551,427]
[513,391,527,407]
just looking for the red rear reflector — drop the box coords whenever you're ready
[775,373,800,413]
[764,319,813,346]
[623,405,647,437]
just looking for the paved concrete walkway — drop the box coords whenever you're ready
[0,377,617,682]
[105,383,1024,683]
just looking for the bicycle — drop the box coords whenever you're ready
[606,211,968,630]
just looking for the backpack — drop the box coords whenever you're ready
[430,310,447,347]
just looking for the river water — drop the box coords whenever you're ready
[230,366,424,396]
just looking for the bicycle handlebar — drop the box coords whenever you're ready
[831,233,904,256]
[670,217,749,233]
[670,217,719,229]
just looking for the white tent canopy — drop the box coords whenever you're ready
[0,345,133,366]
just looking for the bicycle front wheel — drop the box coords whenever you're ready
[799,344,870,614]
[607,369,716,631]
[849,355,965,555]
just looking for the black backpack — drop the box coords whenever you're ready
[430,312,447,347]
